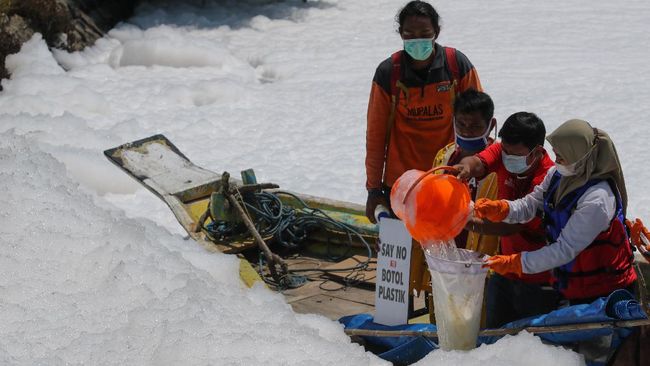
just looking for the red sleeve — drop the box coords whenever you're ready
[521,216,545,237]
[365,81,391,189]
[530,172,547,190]
[476,142,502,173]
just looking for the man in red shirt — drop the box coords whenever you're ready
[454,112,558,328]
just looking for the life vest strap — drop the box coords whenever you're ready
[554,257,634,279]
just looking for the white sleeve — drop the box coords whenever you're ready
[520,181,617,274]
[501,168,555,224]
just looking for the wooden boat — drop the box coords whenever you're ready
[105,134,650,364]
[104,134,393,321]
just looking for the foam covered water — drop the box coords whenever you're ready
[416,331,585,366]
[0,133,383,365]
[1,0,648,364]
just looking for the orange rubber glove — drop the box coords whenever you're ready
[628,218,650,248]
[483,253,523,277]
[474,198,510,222]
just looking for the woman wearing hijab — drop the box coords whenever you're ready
[474,119,637,304]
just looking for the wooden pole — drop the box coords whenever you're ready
[343,318,650,338]
[220,172,287,283]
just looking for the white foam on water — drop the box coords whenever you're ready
[2,0,649,363]
[0,132,384,365]
[415,331,585,366]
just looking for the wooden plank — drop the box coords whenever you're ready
[274,190,366,215]
[323,255,377,285]
[288,285,376,320]
[290,294,375,320]
[344,318,650,338]
[104,135,220,199]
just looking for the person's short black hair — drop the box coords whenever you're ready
[498,112,546,150]
[453,89,494,123]
[396,1,441,35]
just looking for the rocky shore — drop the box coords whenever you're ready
[0,0,138,83]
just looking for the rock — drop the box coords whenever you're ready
[0,0,138,86]
[12,0,76,48]
[0,13,35,80]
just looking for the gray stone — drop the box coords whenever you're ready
[0,0,139,86]
[0,13,35,80]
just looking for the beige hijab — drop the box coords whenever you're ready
[546,119,628,215]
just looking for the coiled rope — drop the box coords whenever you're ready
[204,189,374,290]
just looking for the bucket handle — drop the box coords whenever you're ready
[402,166,460,204]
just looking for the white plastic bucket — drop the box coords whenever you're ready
[424,245,487,351]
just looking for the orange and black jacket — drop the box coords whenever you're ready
[365,43,482,190]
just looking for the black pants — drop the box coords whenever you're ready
[486,273,561,329]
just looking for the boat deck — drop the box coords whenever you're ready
[260,254,427,321]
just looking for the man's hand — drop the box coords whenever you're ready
[365,189,387,224]
[474,198,510,222]
[452,163,472,181]
[483,253,523,276]
[452,156,486,181]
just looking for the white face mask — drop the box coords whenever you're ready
[502,150,534,174]
[556,162,578,177]
[555,145,595,177]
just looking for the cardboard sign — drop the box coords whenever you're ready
[374,218,412,326]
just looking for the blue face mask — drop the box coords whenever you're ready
[403,38,434,61]
[502,150,536,174]
[455,123,492,152]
